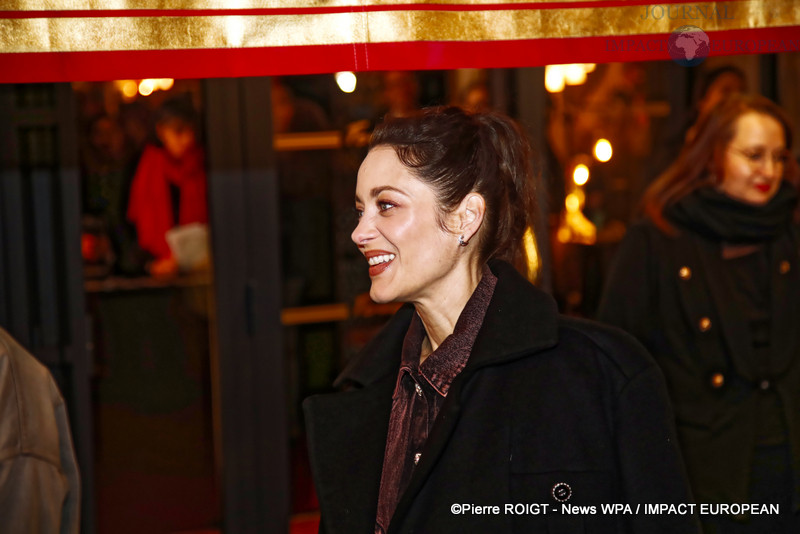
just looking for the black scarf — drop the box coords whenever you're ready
[665,182,798,244]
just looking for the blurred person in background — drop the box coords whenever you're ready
[458,81,491,113]
[648,65,747,184]
[127,96,208,278]
[345,71,421,148]
[0,328,80,533]
[271,78,336,305]
[381,71,420,120]
[599,94,800,532]
[81,114,146,276]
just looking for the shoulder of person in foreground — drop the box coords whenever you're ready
[0,328,81,534]
[557,317,700,529]
[558,313,661,382]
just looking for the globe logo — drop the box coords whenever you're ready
[668,25,710,66]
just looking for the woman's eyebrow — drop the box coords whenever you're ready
[355,185,407,204]
[738,146,788,154]
[370,185,406,197]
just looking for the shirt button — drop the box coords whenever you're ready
[552,482,572,502]
[679,266,692,280]
[779,260,790,274]
[710,372,725,389]
[414,383,423,397]
[699,317,712,332]
[414,452,421,465]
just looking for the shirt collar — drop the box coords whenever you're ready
[399,265,497,396]
[335,259,559,389]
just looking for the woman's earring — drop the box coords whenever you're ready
[458,235,468,247]
[708,168,721,186]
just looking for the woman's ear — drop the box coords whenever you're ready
[457,193,486,243]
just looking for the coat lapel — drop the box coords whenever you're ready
[305,305,414,534]
[388,260,559,533]
[467,261,559,368]
[692,236,757,380]
[304,376,394,534]
[667,235,731,375]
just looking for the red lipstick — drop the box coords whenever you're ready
[364,250,395,277]
[754,183,771,193]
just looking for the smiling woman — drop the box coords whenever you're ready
[720,112,789,205]
[352,147,469,307]
[304,106,700,534]
[599,94,800,532]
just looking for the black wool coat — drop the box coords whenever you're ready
[304,260,700,534]
[597,220,800,509]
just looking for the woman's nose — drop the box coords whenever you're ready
[761,157,779,179]
[351,213,376,246]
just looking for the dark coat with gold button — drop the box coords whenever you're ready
[304,260,700,534]
[597,220,800,508]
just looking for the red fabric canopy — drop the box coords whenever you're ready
[1,1,798,82]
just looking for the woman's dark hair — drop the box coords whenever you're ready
[643,94,799,233]
[156,95,199,130]
[370,106,537,271]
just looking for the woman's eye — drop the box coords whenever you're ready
[354,207,364,219]
[378,201,395,212]
[745,151,764,162]
[774,152,790,165]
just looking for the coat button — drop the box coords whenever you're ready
[679,266,692,280]
[552,482,572,502]
[759,379,771,390]
[699,317,712,332]
[414,452,421,465]
[415,383,423,397]
[710,373,725,389]
[779,260,790,274]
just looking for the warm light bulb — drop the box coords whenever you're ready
[564,64,587,85]
[544,65,565,93]
[157,78,174,91]
[120,80,138,99]
[565,193,581,212]
[523,226,539,282]
[594,139,612,162]
[335,71,357,93]
[573,164,590,186]
[138,79,155,96]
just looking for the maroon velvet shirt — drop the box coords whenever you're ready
[374,267,497,534]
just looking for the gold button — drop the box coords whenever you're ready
[699,317,712,332]
[779,260,790,274]
[710,373,725,389]
[678,266,692,280]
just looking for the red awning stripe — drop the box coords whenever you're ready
[1,26,797,84]
[1,0,797,82]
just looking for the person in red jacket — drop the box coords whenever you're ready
[127,96,208,277]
